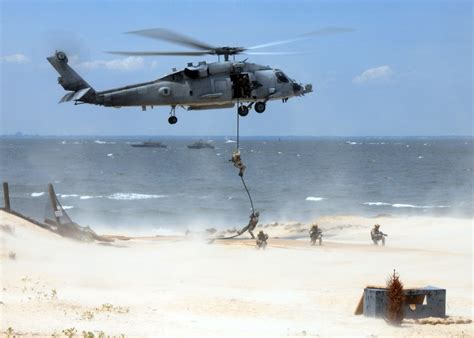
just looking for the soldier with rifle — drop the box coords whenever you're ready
[370,224,387,246]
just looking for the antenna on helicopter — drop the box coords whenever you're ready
[106,27,354,62]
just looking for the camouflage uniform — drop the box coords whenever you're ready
[309,224,323,246]
[230,150,246,177]
[371,224,386,246]
[256,230,269,249]
[247,211,259,239]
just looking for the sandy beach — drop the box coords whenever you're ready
[1,210,472,336]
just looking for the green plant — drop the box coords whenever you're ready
[62,327,77,338]
[81,310,94,320]
[386,269,405,325]
[6,327,14,338]
[82,330,95,338]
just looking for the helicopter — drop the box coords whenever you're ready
[47,28,351,124]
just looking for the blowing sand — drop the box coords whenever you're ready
[1,210,472,336]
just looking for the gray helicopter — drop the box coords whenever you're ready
[47,28,350,124]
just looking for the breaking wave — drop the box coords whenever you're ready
[58,194,79,198]
[94,140,116,144]
[107,193,167,200]
[306,197,324,202]
[31,192,45,197]
[364,202,449,209]
[55,193,168,201]
[363,202,391,206]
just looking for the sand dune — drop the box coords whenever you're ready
[1,210,472,336]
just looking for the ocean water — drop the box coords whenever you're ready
[0,137,472,233]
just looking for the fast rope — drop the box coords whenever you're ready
[209,105,257,242]
[235,104,255,215]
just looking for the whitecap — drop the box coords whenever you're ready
[345,141,358,145]
[366,202,449,209]
[306,197,324,202]
[58,194,79,198]
[216,153,222,156]
[107,153,114,157]
[62,205,74,210]
[61,141,67,144]
[417,156,424,159]
[31,192,45,197]
[364,202,391,206]
[107,193,167,200]
[225,139,236,143]
[278,151,283,154]
[80,195,97,200]
[94,140,116,145]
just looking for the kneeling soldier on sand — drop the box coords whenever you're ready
[309,223,323,246]
[256,230,268,249]
[370,224,387,246]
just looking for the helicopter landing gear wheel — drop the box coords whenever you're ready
[168,116,178,124]
[168,105,178,124]
[238,105,249,117]
[255,102,266,113]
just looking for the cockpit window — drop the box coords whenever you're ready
[275,71,289,83]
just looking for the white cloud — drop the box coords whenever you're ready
[0,53,31,64]
[77,56,145,71]
[353,65,393,85]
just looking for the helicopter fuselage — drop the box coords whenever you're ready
[47,51,312,123]
[97,60,311,109]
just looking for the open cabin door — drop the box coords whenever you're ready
[230,72,252,99]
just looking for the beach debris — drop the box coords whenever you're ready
[371,224,387,245]
[386,269,405,325]
[360,283,447,320]
[309,224,323,246]
[256,230,268,249]
[42,183,112,242]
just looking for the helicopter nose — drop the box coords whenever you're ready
[292,82,302,93]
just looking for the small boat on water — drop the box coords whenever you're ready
[187,141,215,149]
[131,141,167,148]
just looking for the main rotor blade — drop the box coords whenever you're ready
[126,28,216,51]
[248,27,354,50]
[244,51,310,55]
[106,50,213,56]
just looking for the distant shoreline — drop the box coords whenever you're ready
[1,135,472,139]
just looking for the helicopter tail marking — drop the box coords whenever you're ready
[47,51,97,103]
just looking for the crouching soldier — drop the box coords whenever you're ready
[256,230,269,249]
[370,224,387,246]
[309,224,323,246]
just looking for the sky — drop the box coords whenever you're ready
[0,0,472,136]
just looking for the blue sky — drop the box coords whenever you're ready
[0,0,472,136]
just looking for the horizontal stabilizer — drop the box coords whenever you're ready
[59,87,92,103]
